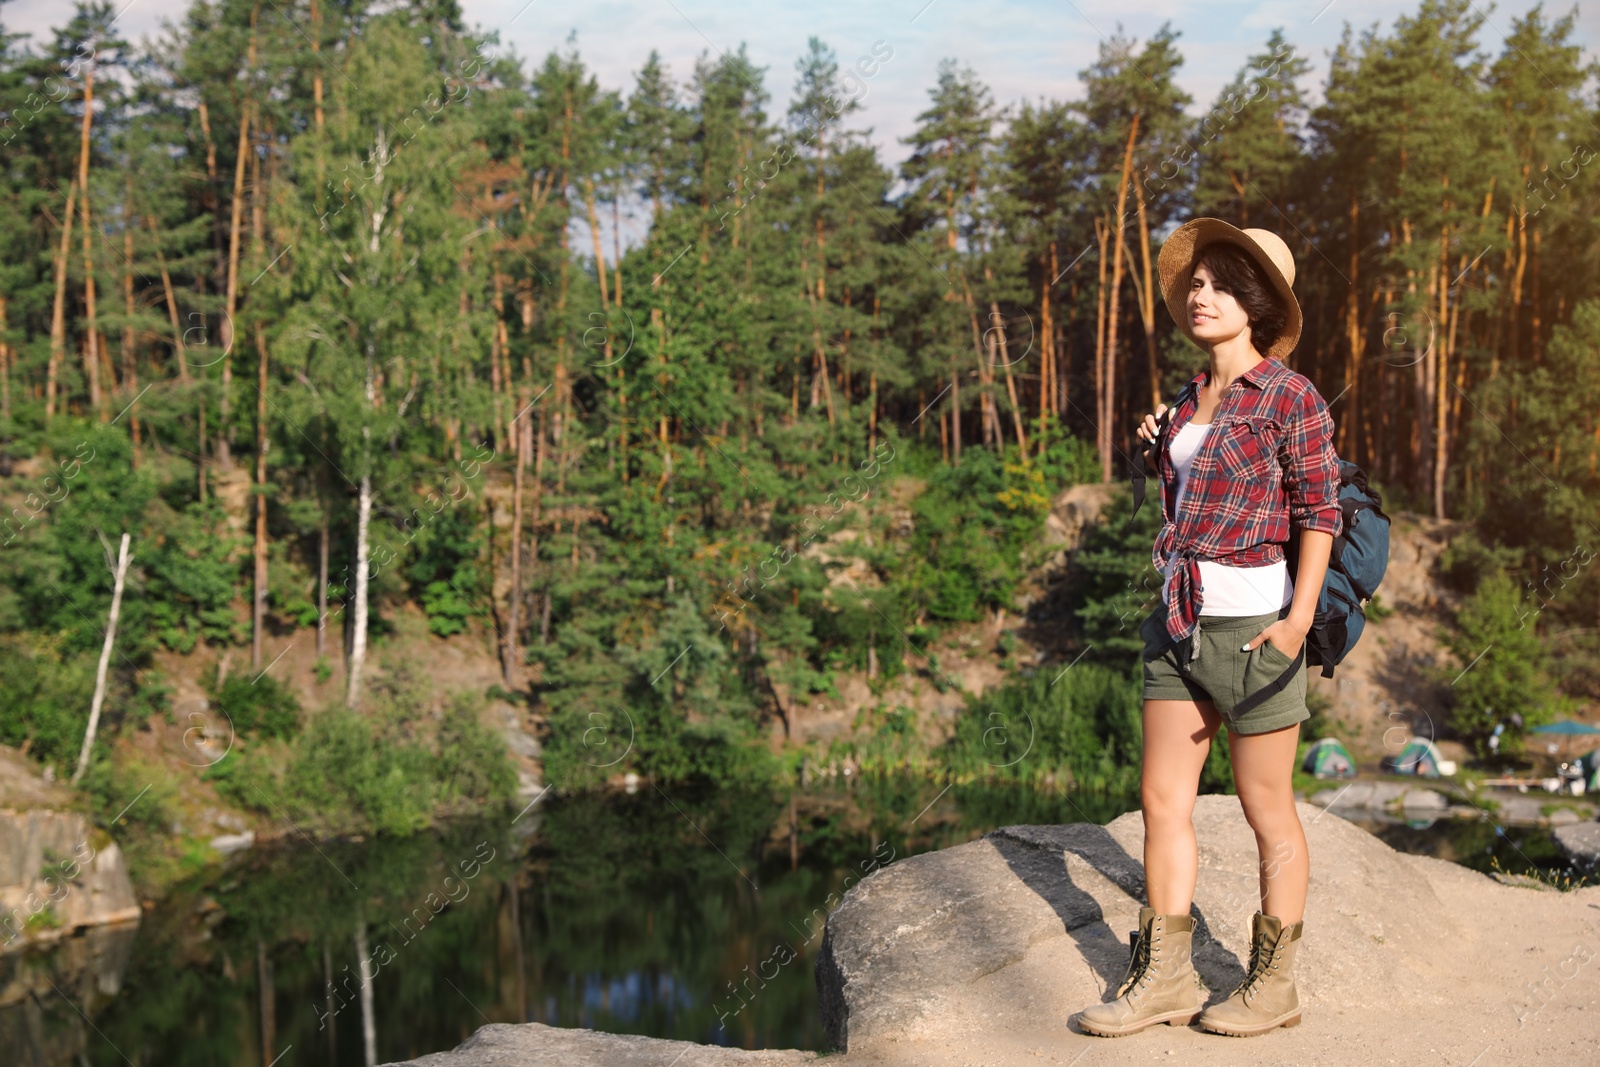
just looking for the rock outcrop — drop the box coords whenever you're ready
[0,747,140,955]
[1554,819,1600,866]
[381,1023,815,1066]
[386,796,1600,1066]
[814,795,1600,1064]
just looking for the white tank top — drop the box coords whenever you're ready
[1160,420,1293,616]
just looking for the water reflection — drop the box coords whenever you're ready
[1342,813,1575,877]
[0,924,138,1063]
[1,781,1568,1065]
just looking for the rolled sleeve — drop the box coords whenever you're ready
[1283,386,1343,538]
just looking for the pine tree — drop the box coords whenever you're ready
[900,58,996,464]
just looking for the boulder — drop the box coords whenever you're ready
[1040,482,1119,554]
[1554,820,1600,866]
[1399,788,1448,811]
[209,831,254,857]
[1309,779,1417,810]
[379,1023,814,1066]
[1491,791,1558,824]
[0,748,141,956]
[0,809,140,953]
[812,794,1600,1062]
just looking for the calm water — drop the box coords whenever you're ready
[1,781,1577,1066]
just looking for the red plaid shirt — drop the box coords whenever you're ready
[1152,356,1344,646]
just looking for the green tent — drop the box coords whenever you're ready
[1391,737,1444,778]
[1579,749,1600,793]
[1302,738,1356,779]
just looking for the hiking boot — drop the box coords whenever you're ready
[1197,911,1304,1036]
[1076,907,1204,1037]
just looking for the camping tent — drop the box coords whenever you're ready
[1389,737,1445,778]
[1579,748,1600,793]
[1302,738,1356,779]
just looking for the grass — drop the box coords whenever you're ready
[24,906,62,933]
[1488,854,1600,892]
[1539,800,1597,818]
[1292,772,1352,800]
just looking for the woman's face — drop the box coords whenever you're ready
[1187,261,1252,349]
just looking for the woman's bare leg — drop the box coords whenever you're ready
[1141,697,1222,914]
[1226,722,1308,923]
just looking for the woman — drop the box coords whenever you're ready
[1074,219,1342,1039]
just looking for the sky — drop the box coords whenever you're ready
[5,0,1595,253]
[6,0,1595,170]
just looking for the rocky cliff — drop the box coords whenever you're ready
[0,745,140,955]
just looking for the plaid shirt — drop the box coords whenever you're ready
[1152,356,1344,647]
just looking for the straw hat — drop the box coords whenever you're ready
[1157,218,1301,361]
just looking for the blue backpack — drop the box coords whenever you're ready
[1282,459,1392,675]
[1130,388,1392,712]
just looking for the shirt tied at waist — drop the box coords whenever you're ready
[1152,520,1284,649]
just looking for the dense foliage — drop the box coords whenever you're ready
[0,0,1596,802]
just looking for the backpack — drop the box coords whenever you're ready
[1129,381,1392,713]
[1282,459,1392,679]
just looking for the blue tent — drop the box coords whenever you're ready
[1302,738,1356,779]
[1388,737,1444,778]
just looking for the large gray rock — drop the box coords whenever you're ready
[0,809,140,953]
[815,822,1140,1051]
[1491,790,1560,824]
[813,794,1600,1059]
[379,1023,814,1066]
[1553,820,1600,865]
[1400,788,1448,811]
[1309,779,1425,810]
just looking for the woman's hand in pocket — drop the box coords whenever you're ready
[1243,617,1307,661]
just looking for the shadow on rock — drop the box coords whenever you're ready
[988,823,1247,1011]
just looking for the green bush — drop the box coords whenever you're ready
[206,686,517,835]
[893,445,1042,625]
[85,753,182,836]
[435,693,518,807]
[941,659,1236,795]
[1434,569,1563,758]
[1069,482,1166,660]
[942,662,1144,792]
[271,706,438,835]
[406,503,486,637]
[210,670,302,740]
[142,500,249,653]
[0,636,97,774]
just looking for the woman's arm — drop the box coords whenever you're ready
[1249,528,1332,658]
[1284,529,1333,638]
[1246,383,1343,657]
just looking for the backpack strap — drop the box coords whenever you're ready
[1131,380,1199,518]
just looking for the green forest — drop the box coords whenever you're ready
[1,0,1598,839]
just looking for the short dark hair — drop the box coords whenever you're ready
[1195,241,1288,357]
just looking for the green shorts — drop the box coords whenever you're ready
[1139,606,1309,735]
